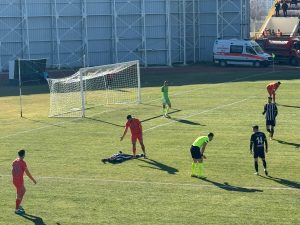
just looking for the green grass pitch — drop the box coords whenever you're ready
[0,65,299,225]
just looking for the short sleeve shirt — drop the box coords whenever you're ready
[192,136,209,148]
[12,158,27,184]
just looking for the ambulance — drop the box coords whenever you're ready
[213,39,272,67]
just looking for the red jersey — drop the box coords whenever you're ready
[12,158,27,184]
[267,82,280,92]
[125,118,142,136]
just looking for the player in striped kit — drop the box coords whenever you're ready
[262,97,278,140]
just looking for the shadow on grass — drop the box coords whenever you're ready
[167,117,205,126]
[141,109,181,123]
[85,117,123,128]
[198,178,263,192]
[23,117,65,128]
[259,175,300,189]
[273,139,300,149]
[18,213,46,225]
[278,104,300,109]
[138,158,178,174]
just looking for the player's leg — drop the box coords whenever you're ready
[190,146,200,177]
[270,121,275,139]
[262,157,268,176]
[131,136,137,157]
[165,99,171,117]
[254,158,259,175]
[14,183,26,214]
[272,91,276,103]
[137,136,146,158]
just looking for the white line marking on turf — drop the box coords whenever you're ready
[0,71,273,140]
[144,96,256,133]
[0,174,298,191]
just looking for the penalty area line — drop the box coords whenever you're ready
[0,174,298,191]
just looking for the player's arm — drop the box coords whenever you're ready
[264,135,268,153]
[120,126,128,141]
[275,105,278,117]
[201,142,207,159]
[25,168,37,184]
[262,104,267,115]
[250,136,254,154]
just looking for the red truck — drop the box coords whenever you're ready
[256,37,300,66]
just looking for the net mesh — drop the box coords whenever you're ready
[47,61,140,117]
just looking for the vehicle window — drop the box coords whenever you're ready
[230,45,243,54]
[246,46,257,55]
[253,45,264,54]
[294,43,300,50]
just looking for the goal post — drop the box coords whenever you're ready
[47,60,141,117]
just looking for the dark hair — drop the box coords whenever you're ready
[252,125,259,130]
[18,149,25,157]
[278,81,281,84]
[208,132,214,137]
[126,115,132,120]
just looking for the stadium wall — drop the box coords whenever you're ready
[0,0,250,71]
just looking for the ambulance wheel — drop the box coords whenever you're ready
[219,60,227,67]
[253,61,261,68]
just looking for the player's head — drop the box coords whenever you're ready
[208,132,214,141]
[277,81,281,85]
[126,115,132,121]
[252,125,259,132]
[18,149,25,158]
[164,80,168,86]
[268,96,272,103]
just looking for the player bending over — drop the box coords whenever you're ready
[190,133,214,178]
[120,115,146,158]
[12,149,37,215]
[161,81,171,117]
[250,125,269,176]
[266,81,281,103]
[262,97,278,140]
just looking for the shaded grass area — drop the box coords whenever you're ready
[0,67,299,225]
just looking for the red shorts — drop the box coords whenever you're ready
[13,180,24,195]
[131,134,143,143]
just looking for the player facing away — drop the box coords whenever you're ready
[262,97,278,140]
[250,125,269,176]
[161,81,171,117]
[190,133,214,178]
[266,81,281,103]
[120,115,146,158]
[12,149,37,215]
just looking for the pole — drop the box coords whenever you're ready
[18,58,23,117]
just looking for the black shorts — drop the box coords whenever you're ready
[190,145,202,159]
[253,148,265,158]
[266,120,276,126]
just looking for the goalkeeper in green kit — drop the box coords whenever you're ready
[161,81,171,117]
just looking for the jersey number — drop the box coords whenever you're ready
[256,136,263,145]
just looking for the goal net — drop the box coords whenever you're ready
[47,60,141,117]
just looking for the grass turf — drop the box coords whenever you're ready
[0,66,299,225]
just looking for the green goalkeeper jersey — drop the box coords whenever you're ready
[192,136,209,148]
[161,86,169,99]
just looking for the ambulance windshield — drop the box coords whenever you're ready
[253,45,264,54]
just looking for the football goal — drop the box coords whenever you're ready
[47,60,141,117]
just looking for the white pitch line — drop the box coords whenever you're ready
[0,174,298,191]
[144,96,256,133]
[0,70,273,140]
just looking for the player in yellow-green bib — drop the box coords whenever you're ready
[190,133,214,178]
[161,81,171,117]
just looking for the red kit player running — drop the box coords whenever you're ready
[12,149,37,215]
[120,115,146,158]
[266,81,281,103]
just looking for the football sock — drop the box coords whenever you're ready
[132,147,136,156]
[267,128,271,133]
[254,161,258,173]
[191,163,196,175]
[262,160,267,169]
[16,199,21,210]
[198,163,204,177]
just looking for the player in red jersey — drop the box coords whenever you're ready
[120,115,146,158]
[266,81,281,103]
[12,149,37,215]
